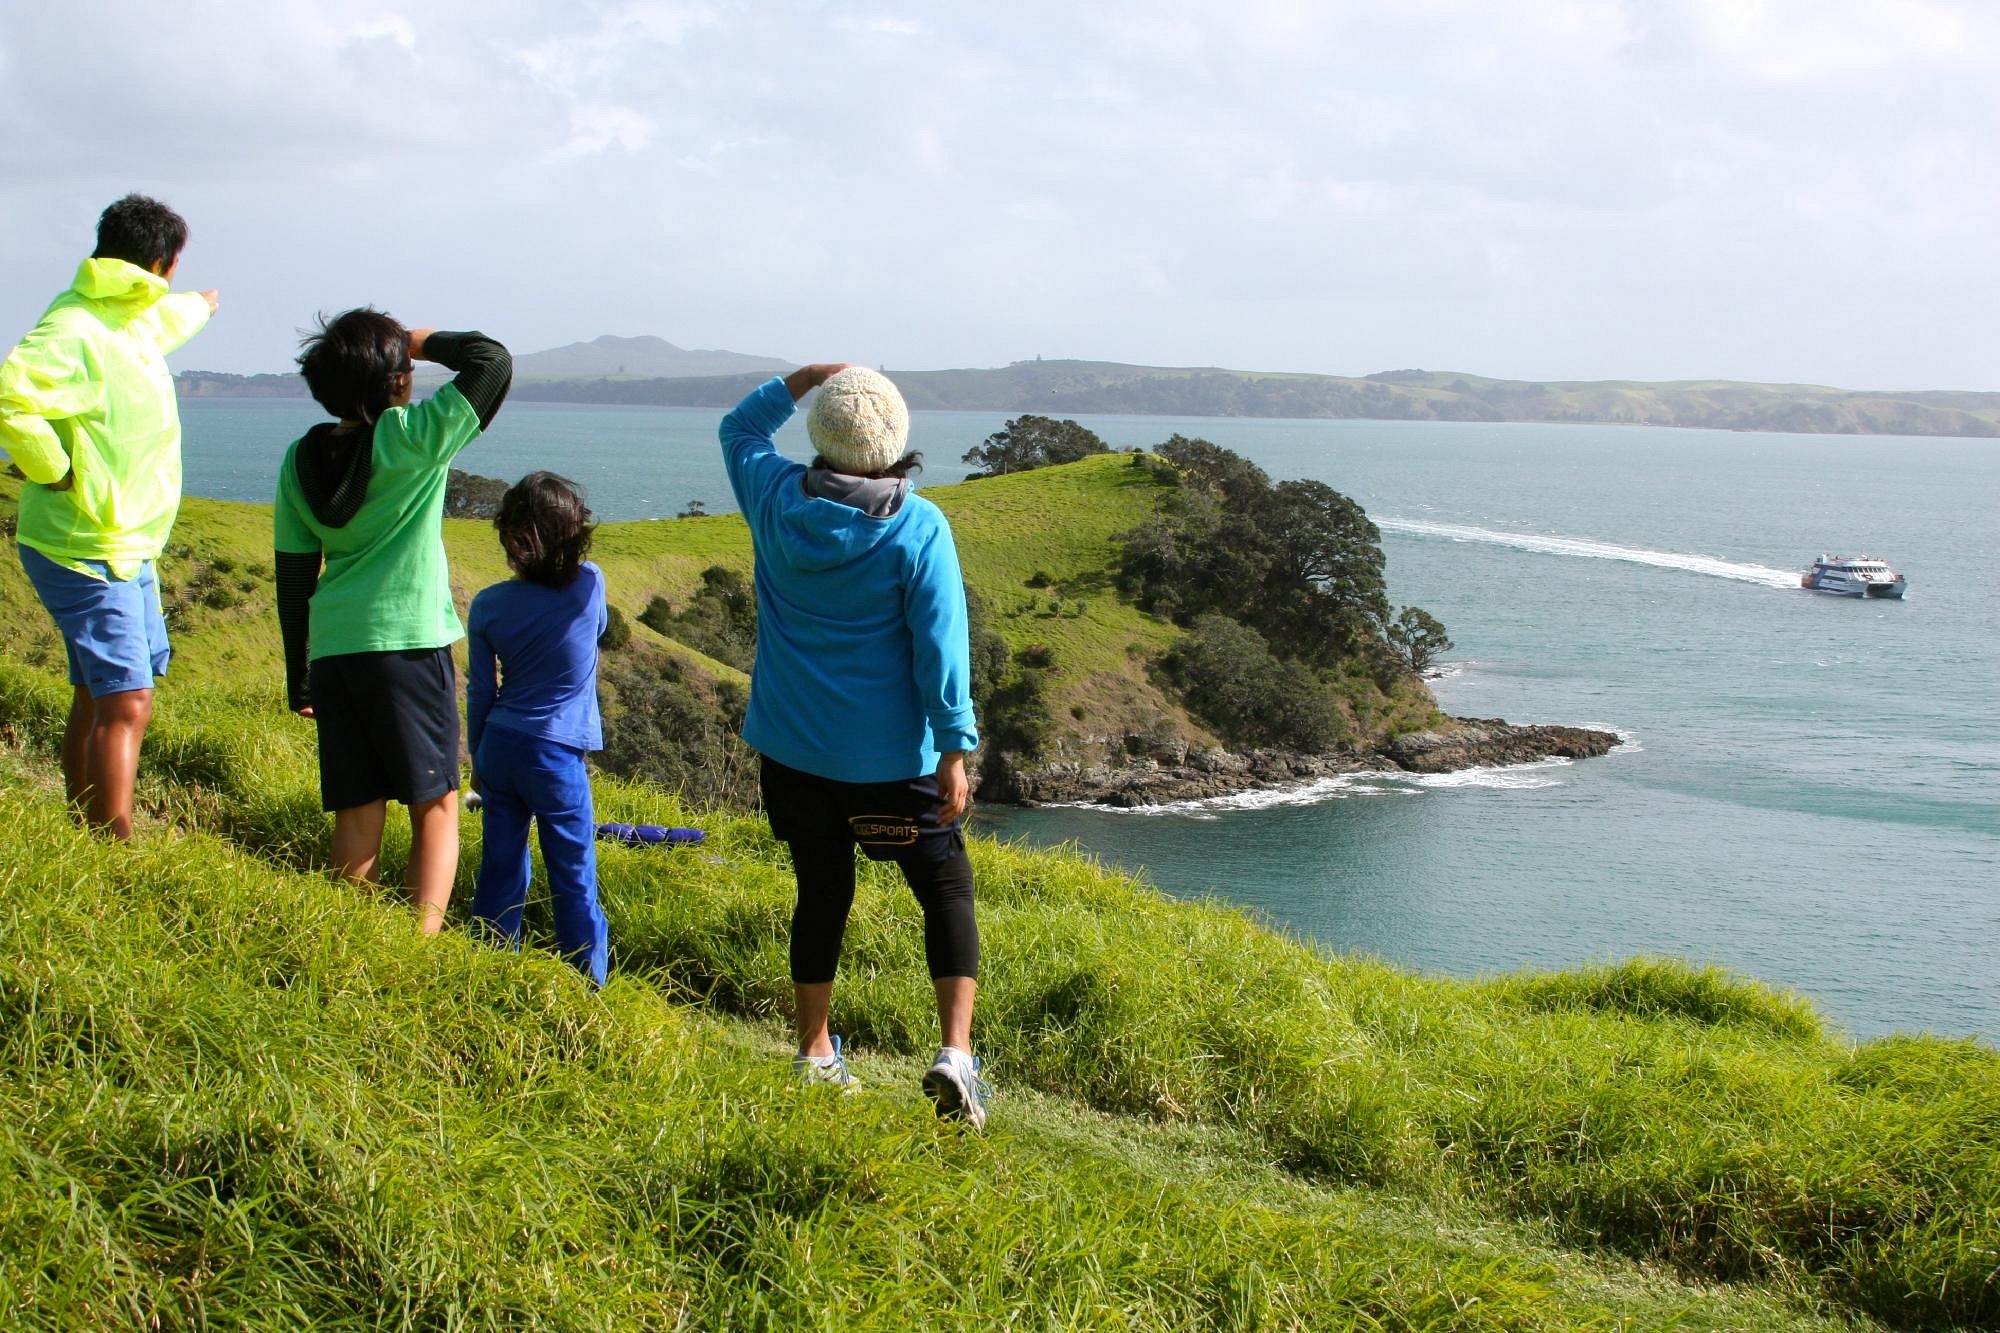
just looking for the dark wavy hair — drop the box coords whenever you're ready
[496,472,594,587]
[93,194,188,273]
[296,308,411,424]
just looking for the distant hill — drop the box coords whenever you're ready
[175,335,791,400]
[507,334,790,381]
[176,349,2000,437]
[499,358,2000,438]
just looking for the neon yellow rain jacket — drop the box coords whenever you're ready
[0,258,212,577]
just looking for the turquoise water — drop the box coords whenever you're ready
[179,400,2000,1042]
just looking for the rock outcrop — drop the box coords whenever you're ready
[986,717,1620,808]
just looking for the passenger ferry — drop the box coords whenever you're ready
[1800,555,1907,598]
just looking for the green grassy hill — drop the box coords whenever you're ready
[1,476,1996,1328]
[2,456,1430,767]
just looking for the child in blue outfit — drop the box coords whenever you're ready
[466,472,610,985]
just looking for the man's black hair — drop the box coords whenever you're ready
[496,472,595,587]
[93,194,189,273]
[296,308,411,423]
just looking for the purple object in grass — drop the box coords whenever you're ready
[596,823,705,847]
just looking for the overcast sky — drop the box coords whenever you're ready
[2,1,1994,387]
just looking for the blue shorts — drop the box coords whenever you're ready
[17,544,171,698]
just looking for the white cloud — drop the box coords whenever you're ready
[0,0,1992,387]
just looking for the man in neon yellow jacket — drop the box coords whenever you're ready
[1,195,218,839]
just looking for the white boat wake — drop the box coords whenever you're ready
[1374,518,1799,588]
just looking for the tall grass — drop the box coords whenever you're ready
[3,757,1773,1331]
[2,662,1994,1327]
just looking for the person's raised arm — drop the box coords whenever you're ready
[416,329,512,431]
[150,288,218,355]
[718,362,849,517]
[783,363,852,403]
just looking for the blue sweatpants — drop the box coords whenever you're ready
[471,724,608,986]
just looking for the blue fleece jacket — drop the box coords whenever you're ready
[721,377,978,783]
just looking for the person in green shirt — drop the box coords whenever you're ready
[273,309,511,934]
[1,194,217,840]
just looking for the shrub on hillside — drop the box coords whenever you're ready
[1160,615,1341,752]
[966,588,1055,770]
[595,643,755,809]
[598,604,631,651]
[637,566,756,671]
[444,468,509,519]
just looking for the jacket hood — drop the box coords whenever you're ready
[70,257,168,310]
[771,471,914,572]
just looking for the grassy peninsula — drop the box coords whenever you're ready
[1,471,1996,1329]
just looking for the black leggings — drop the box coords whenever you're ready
[787,838,979,984]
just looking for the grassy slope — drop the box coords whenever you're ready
[2,477,1996,1329]
[0,457,1234,749]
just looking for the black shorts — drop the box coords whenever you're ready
[309,647,461,812]
[760,756,964,863]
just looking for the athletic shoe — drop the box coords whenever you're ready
[793,1034,861,1092]
[922,1046,989,1131]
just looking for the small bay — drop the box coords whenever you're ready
[179,398,2000,1042]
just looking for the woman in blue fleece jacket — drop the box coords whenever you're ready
[721,363,988,1129]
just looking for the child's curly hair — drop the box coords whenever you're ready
[496,472,594,587]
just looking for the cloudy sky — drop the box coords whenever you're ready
[2,1,1994,387]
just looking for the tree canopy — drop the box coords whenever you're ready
[962,415,1109,477]
[1119,436,1390,666]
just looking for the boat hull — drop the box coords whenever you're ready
[1804,575,1907,598]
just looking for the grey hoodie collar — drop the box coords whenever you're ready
[802,465,909,518]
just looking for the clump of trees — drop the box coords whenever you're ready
[638,566,757,672]
[962,415,1109,478]
[965,586,1054,771]
[595,643,756,809]
[1160,615,1340,751]
[444,469,508,519]
[1118,436,1449,751]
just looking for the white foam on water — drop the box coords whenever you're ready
[1047,758,1574,816]
[1398,757,1572,790]
[1375,517,1800,588]
[1045,772,1412,818]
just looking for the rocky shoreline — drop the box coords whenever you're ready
[984,717,1621,808]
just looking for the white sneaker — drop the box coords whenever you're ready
[922,1046,989,1131]
[793,1035,861,1091]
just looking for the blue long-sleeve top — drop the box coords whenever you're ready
[466,561,608,755]
[721,377,978,783]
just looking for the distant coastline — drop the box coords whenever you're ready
[177,353,2000,439]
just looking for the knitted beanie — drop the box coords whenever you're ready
[806,367,910,476]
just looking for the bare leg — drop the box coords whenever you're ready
[934,976,976,1053]
[406,789,460,936]
[61,685,92,817]
[82,687,153,840]
[794,981,835,1058]
[332,800,388,885]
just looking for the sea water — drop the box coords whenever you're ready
[178,399,2000,1041]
